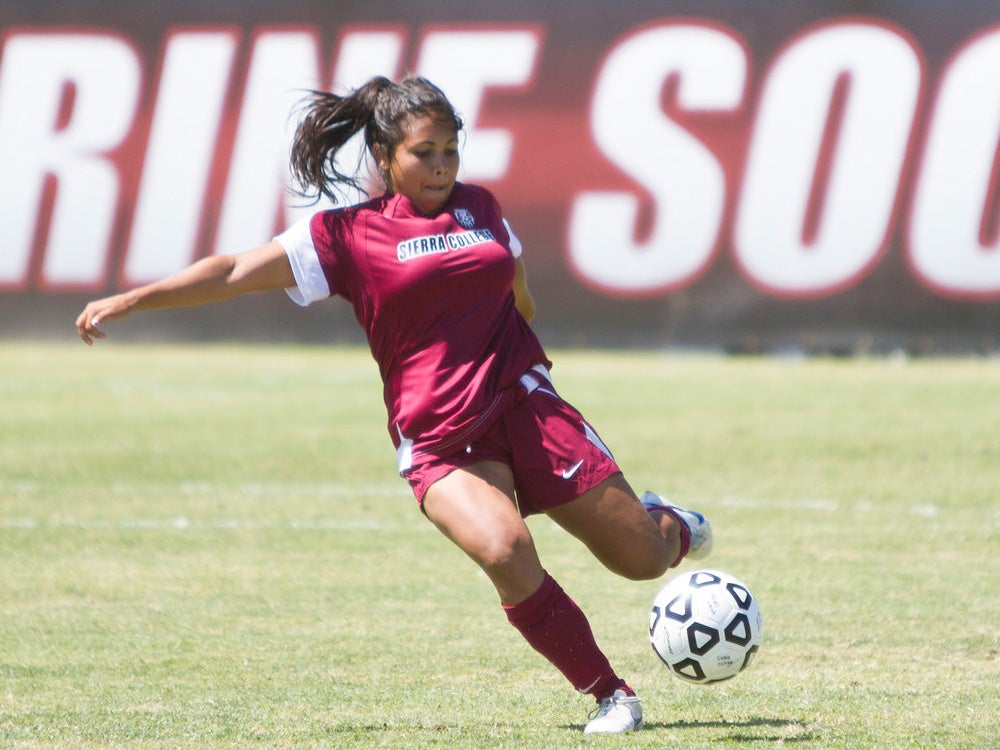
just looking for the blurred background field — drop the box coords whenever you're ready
[2,343,997,748]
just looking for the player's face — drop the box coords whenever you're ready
[384,113,460,215]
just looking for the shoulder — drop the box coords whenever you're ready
[317,194,387,223]
[311,195,388,242]
[451,183,504,224]
[453,182,499,207]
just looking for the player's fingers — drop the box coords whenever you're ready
[76,306,109,345]
[75,310,93,344]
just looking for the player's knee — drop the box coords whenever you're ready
[475,528,535,574]
[619,558,671,582]
[605,545,672,581]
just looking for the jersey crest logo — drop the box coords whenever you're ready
[454,208,476,229]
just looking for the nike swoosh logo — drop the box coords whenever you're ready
[561,460,585,479]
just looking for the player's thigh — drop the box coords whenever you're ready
[422,460,544,603]
[546,473,672,581]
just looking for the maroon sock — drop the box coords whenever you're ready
[503,572,627,699]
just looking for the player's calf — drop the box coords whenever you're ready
[640,491,714,564]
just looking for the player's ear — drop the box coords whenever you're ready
[373,144,389,173]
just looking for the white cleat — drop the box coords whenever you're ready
[583,689,643,734]
[640,491,714,560]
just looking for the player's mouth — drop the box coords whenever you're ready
[422,184,453,204]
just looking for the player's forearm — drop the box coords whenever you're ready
[125,255,245,313]
[78,243,293,344]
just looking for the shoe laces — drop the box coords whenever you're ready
[588,691,639,720]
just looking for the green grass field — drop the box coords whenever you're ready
[2,343,997,748]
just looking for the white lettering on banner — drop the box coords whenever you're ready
[124,31,238,285]
[0,22,998,300]
[0,33,139,290]
[909,27,1000,297]
[734,22,921,296]
[209,30,324,265]
[333,27,406,91]
[415,28,541,181]
[569,23,747,293]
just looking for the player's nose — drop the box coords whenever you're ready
[429,152,450,174]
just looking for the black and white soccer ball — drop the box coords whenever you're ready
[649,568,762,684]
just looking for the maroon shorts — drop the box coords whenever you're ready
[403,377,622,516]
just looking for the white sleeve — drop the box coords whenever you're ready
[274,217,331,307]
[502,218,523,259]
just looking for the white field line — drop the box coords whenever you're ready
[0,517,405,532]
[0,479,409,498]
[717,496,998,521]
[3,493,996,532]
[718,496,842,512]
[133,480,410,497]
[717,496,952,517]
[0,480,416,531]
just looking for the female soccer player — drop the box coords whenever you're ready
[76,76,712,734]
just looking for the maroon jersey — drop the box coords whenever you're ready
[277,183,550,469]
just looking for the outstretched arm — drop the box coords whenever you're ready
[76,241,295,345]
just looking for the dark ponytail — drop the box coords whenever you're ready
[289,76,463,204]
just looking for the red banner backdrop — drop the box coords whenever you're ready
[2,1,999,353]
